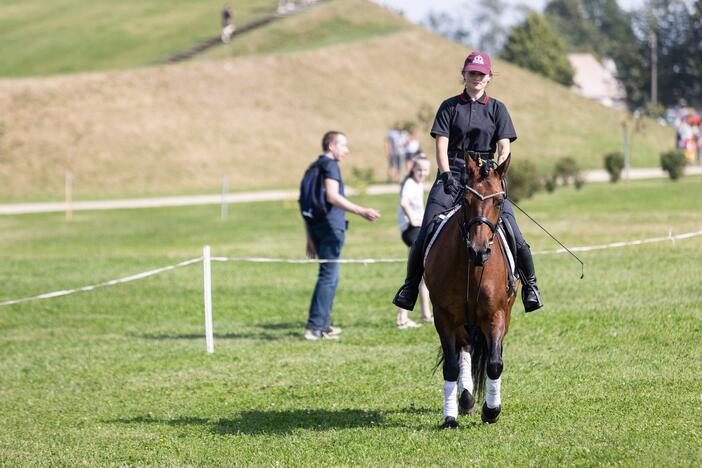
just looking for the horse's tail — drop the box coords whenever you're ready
[468,325,488,400]
[432,346,443,376]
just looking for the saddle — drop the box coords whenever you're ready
[424,205,518,295]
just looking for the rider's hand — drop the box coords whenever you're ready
[440,171,461,197]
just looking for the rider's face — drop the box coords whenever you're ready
[463,71,491,94]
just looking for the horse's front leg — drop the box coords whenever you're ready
[437,320,460,429]
[481,316,506,424]
[458,345,475,415]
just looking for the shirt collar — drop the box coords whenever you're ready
[459,90,489,105]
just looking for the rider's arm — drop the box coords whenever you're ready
[436,135,450,173]
[497,138,510,165]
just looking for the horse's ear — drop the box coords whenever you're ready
[465,152,478,172]
[497,154,511,178]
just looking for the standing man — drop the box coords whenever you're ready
[303,131,381,340]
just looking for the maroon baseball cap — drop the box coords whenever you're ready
[463,51,492,75]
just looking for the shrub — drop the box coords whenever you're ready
[660,150,687,180]
[544,176,557,193]
[553,157,581,186]
[574,175,585,190]
[505,159,542,202]
[604,152,625,183]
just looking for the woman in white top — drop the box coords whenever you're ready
[396,155,433,328]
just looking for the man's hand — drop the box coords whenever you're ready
[360,207,381,222]
[440,171,461,197]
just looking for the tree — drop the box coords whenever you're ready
[422,0,528,55]
[634,0,699,107]
[501,13,574,86]
[544,0,599,52]
[544,0,647,108]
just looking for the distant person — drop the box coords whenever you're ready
[301,131,381,340]
[392,50,544,314]
[396,154,433,328]
[385,123,406,182]
[221,4,235,43]
[277,0,296,14]
[403,128,422,173]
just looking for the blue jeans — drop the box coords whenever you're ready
[306,222,345,330]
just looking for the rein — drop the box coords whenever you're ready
[460,178,508,304]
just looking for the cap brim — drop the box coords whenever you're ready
[463,64,490,74]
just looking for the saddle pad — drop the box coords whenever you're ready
[497,225,516,276]
[423,206,461,266]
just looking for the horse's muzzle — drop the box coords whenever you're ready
[468,246,491,266]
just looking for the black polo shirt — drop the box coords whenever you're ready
[431,91,517,157]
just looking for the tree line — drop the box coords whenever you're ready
[423,0,702,111]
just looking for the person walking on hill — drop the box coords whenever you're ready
[391,51,544,314]
[221,4,235,43]
[396,154,433,328]
[302,131,381,340]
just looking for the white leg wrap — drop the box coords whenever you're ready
[458,350,473,395]
[443,380,458,418]
[485,377,501,409]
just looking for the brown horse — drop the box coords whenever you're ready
[424,153,517,428]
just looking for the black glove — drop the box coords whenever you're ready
[439,171,461,197]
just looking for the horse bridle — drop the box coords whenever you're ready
[463,185,507,239]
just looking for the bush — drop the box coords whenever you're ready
[604,152,625,183]
[660,150,687,180]
[544,176,557,193]
[505,159,542,202]
[553,157,581,186]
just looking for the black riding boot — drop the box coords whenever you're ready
[516,243,544,312]
[392,241,425,310]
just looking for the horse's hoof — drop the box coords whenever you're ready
[480,402,501,424]
[458,389,476,415]
[439,416,458,429]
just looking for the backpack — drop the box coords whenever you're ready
[298,159,329,222]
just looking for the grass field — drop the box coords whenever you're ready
[1,176,700,465]
[0,0,279,77]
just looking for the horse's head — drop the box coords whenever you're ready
[462,153,510,266]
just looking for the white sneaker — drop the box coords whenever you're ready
[324,325,342,337]
[303,328,339,340]
[397,319,422,329]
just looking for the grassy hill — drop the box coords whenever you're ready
[0,0,674,201]
[0,0,279,78]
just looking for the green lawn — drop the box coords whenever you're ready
[1,177,700,464]
[0,0,278,77]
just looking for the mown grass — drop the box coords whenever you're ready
[204,0,409,58]
[0,0,279,77]
[1,176,700,464]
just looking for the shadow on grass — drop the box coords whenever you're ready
[108,406,439,434]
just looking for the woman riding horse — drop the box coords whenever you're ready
[392,50,543,315]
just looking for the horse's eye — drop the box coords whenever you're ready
[495,200,503,208]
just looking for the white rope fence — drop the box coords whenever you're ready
[2,229,701,353]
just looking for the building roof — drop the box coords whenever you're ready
[568,53,626,109]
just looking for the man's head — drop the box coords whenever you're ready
[322,131,349,161]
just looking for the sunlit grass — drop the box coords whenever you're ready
[0,177,700,464]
